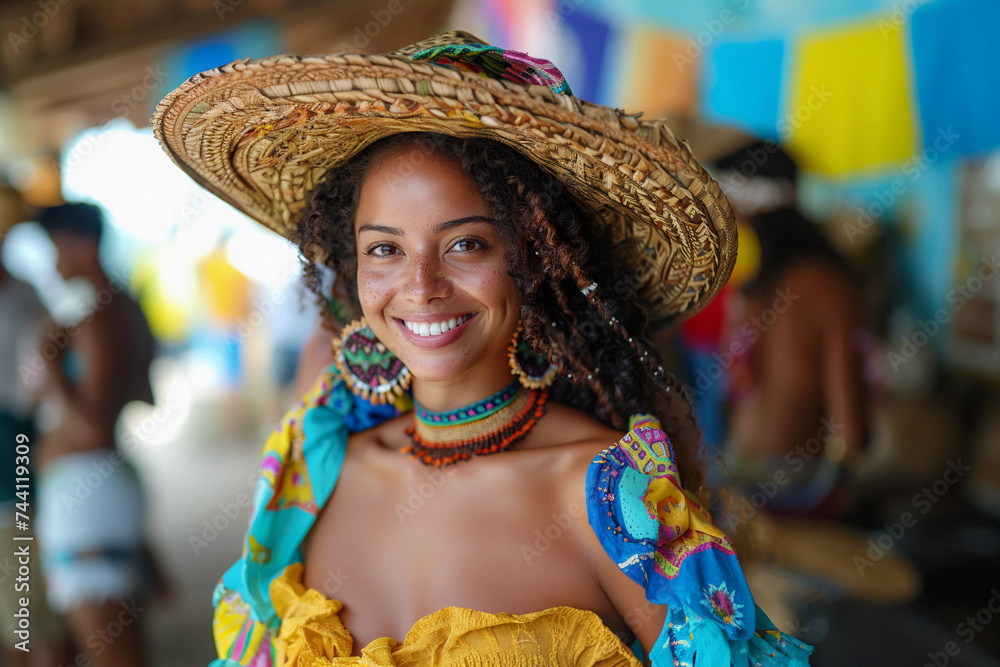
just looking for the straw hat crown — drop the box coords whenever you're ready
[152,30,736,328]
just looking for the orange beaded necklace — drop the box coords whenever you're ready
[402,381,548,466]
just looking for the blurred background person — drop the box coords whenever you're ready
[0,189,74,667]
[34,203,153,667]
[690,142,920,640]
[712,141,870,518]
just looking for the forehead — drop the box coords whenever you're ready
[354,144,490,232]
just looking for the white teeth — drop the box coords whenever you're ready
[403,314,472,337]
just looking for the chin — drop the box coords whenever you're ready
[404,360,468,384]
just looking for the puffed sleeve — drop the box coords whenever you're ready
[586,415,813,666]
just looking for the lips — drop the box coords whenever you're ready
[394,312,476,348]
[401,313,474,337]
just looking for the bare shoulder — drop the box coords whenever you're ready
[539,401,624,449]
[534,402,623,468]
[780,260,859,312]
[538,403,667,638]
[527,400,625,519]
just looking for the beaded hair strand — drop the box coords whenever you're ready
[508,174,708,496]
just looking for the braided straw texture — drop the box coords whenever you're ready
[151,32,736,327]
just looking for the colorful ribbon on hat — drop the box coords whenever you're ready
[409,42,573,96]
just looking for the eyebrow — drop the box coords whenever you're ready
[357,215,493,236]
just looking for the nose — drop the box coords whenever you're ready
[404,250,451,303]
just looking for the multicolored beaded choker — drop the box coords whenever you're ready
[402,381,548,466]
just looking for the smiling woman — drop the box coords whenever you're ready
[152,31,813,666]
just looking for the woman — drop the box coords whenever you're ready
[153,32,812,666]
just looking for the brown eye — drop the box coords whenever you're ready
[366,243,398,257]
[451,237,486,253]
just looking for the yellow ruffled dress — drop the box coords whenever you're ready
[268,563,640,666]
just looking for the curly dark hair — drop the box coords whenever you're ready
[294,132,708,494]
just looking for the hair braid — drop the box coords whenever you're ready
[524,205,707,471]
[508,177,628,429]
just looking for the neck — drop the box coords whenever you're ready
[411,368,516,412]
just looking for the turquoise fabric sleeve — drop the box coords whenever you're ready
[585,415,814,666]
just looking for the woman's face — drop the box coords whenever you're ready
[354,143,521,385]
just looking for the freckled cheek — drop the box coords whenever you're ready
[469,266,521,308]
[357,271,394,314]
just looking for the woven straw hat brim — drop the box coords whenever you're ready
[151,41,736,328]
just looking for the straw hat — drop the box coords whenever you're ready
[152,31,736,328]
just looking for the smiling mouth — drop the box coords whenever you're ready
[400,313,475,337]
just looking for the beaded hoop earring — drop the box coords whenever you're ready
[331,318,411,405]
[507,322,561,389]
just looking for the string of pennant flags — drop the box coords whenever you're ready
[481,0,999,179]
